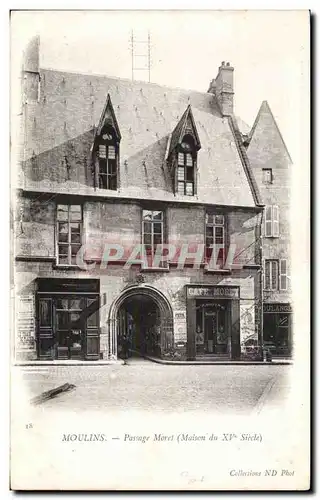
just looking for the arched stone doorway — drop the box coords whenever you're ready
[108,285,174,359]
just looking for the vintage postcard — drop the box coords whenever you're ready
[10,10,310,491]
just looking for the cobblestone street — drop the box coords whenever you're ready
[13,359,292,416]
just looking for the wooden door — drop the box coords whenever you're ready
[55,296,85,360]
[84,297,100,360]
[37,297,55,360]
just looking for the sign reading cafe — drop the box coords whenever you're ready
[186,286,239,299]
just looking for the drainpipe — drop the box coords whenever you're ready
[259,210,264,361]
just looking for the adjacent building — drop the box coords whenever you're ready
[13,37,291,363]
[244,102,293,358]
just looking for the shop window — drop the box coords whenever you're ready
[263,313,291,357]
[262,168,273,184]
[264,205,279,237]
[205,212,226,264]
[176,136,196,196]
[97,129,118,190]
[56,204,82,265]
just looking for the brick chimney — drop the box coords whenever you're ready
[208,61,234,116]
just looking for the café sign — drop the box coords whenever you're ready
[186,286,239,299]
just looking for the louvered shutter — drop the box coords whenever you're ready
[265,206,272,237]
[273,205,279,237]
[264,260,271,290]
[280,259,287,290]
[271,261,278,290]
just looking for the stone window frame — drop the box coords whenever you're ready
[56,204,83,266]
[262,168,273,184]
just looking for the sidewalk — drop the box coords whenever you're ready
[144,355,292,366]
[13,356,292,367]
[13,359,122,366]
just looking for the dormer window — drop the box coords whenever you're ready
[93,94,121,191]
[97,128,118,190]
[177,136,196,196]
[166,105,201,197]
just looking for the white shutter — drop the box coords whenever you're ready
[98,144,107,158]
[264,260,271,290]
[265,206,272,237]
[280,259,287,290]
[273,205,279,237]
[271,261,278,290]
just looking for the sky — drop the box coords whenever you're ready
[11,10,309,165]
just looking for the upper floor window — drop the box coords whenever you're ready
[205,212,225,264]
[264,259,288,291]
[97,128,118,190]
[265,259,278,290]
[142,210,164,256]
[262,168,273,184]
[56,204,82,266]
[142,209,170,269]
[265,205,279,237]
[177,136,196,196]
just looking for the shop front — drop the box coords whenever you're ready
[263,303,292,357]
[36,279,100,361]
[186,285,240,361]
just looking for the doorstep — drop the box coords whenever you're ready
[13,360,123,366]
[144,356,293,366]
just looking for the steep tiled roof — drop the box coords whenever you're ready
[22,68,260,207]
[228,115,262,206]
[248,101,293,164]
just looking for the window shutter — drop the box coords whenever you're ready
[273,205,279,237]
[178,153,184,166]
[265,206,272,237]
[280,259,287,290]
[271,261,278,290]
[108,145,116,159]
[264,260,271,289]
[98,145,107,158]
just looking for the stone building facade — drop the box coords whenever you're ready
[245,102,292,358]
[14,38,270,363]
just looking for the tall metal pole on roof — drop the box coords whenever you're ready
[130,30,151,83]
[148,31,151,83]
[131,30,134,82]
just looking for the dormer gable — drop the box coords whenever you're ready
[167,105,201,196]
[168,105,201,158]
[96,93,121,141]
